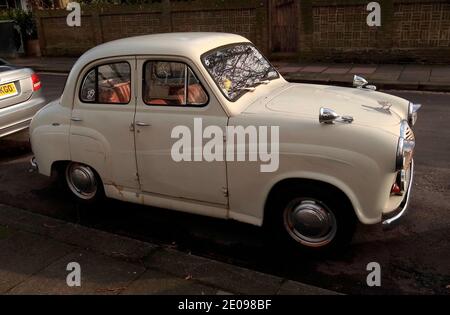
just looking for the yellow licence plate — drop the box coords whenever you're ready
[0,83,18,99]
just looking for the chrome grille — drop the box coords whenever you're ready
[401,121,415,141]
[405,125,415,141]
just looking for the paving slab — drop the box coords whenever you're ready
[277,280,338,295]
[144,248,284,295]
[300,65,328,73]
[122,269,226,295]
[368,65,404,81]
[399,65,431,82]
[349,66,377,75]
[0,228,74,293]
[278,66,304,73]
[9,250,145,295]
[322,66,351,74]
[429,65,450,83]
[0,204,158,262]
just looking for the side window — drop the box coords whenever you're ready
[143,61,208,106]
[80,69,96,102]
[80,62,131,104]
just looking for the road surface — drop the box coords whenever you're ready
[0,73,448,294]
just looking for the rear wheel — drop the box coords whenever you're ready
[63,162,104,203]
[266,183,357,253]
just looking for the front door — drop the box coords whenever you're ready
[70,57,139,189]
[134,57,228,206]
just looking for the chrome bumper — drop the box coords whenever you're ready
[29,156,38,172]
[382,160,414,226]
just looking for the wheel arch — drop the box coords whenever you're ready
[262,176,362,226]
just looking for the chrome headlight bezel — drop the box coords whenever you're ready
[396,121,415,171]
[408,102,422,126]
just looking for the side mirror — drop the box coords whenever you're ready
[353,75,368,88]
[320,108,354,124]
[319,108,339,124]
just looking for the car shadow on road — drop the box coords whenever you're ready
[0,138,31,164]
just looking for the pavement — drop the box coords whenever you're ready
[0,203,337,295]
[8,56,450,92]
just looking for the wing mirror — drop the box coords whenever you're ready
[319,108,354,124]
[319,108,340,124]
[353,75,377,91]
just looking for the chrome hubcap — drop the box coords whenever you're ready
[66,163,98,200]
[284,199,337,247]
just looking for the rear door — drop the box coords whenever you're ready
[70,57,139,190]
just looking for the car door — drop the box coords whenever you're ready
[70,57,139,189]
[134,57,228,206]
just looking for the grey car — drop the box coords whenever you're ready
[0,58,46,138]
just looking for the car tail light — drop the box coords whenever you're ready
[31,73,41,91]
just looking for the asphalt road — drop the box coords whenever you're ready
[0,73,449,295]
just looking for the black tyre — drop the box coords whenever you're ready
[265,183,357,253]
[61,162,104,204]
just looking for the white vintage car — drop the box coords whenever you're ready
[30,33,419,251]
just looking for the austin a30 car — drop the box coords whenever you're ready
[29,33,419,251]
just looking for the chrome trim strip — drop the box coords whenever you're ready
[382,160,414,226]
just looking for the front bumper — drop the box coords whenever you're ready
[382,160,414,226]
[30,156,38,172]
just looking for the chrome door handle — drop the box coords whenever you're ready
[71,117,83,122]
[135,121,151,127]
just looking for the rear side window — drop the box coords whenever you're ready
[143,61,208,106]
[80,62,131,104]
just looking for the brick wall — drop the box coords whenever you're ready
[313,5,380,49]
[299,0,450,63]
[393,2,450,48]
[39,15,96,55]
[100,13,164,42]
[35,0,450,63]
[35,0,268,57]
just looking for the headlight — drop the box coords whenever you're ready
[408,102,422,126]
[396,121,415,171]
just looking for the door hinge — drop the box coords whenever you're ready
[223,134,227,143]
[222,187,228,197]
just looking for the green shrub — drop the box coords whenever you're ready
[2,9,37,41]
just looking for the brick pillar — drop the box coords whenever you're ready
[35,11,47,56]
[91,9,103,45]
[377,0,394,50]
[298,0,313,61]
[162,0,172,33]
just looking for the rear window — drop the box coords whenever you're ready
[80,62,131,104]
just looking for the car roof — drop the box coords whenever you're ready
[61,32,251,107]
[81,32,250,62]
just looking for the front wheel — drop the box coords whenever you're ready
[64,162,104,203]
[266,185,357,253]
